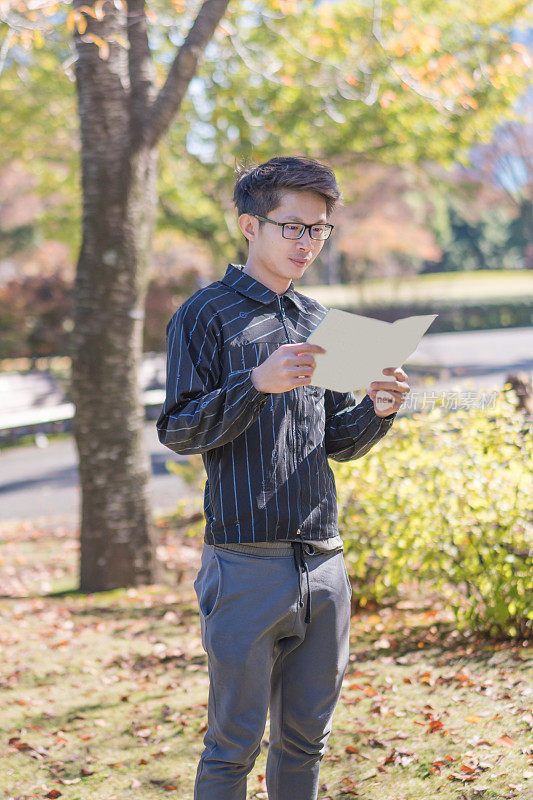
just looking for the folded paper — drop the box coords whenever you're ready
[306,309,438,393]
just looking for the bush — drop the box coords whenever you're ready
[335,388,532,639]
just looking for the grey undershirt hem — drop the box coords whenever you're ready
[216,534,343,553]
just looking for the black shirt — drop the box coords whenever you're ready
[156,263,397,545]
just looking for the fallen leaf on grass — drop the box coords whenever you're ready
[135,727,152,738]
[348,682,377,695]
[448,772,476,782]
[383,747,415,766]
[7,737,47,759]
[367,737,386,748]
[80,766,94,776]
[149,778,179,790]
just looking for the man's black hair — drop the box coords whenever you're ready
[233,156,343,226]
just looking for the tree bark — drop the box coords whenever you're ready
[71,0,229,591]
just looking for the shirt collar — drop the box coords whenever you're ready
[221,263,306,313]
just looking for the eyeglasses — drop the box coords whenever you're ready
[253,214,334,240]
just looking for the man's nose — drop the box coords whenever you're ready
[297,230,314,248]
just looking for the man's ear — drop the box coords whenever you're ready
[238,213,257,242]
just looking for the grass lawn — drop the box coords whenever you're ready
[1,517,531,800]
[304,270,533,308]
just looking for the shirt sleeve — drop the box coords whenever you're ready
[324,390,396,462]
[156,303,270,456]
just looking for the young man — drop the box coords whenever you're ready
[156,156,410,800]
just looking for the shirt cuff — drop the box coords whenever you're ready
[363,393,397,425]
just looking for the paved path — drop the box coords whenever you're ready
[1,327,531,526]
[0,423,188,526]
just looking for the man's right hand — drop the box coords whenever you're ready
[250,343,326,394]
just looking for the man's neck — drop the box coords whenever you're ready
[242,261,290,295]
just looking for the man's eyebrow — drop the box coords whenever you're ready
[280,216,328,224]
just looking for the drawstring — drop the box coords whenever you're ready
[291,541,311,624]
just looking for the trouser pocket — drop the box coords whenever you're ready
[341,558,353,597]
[194,545,223,620]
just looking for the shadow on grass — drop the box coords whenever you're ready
[348,613,529,669]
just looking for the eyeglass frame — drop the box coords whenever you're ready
[252,214,334,240]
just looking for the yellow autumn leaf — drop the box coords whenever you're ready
[274,0,298,13]
[84,33,108,59]
[459,96,478,110]
[78,5,98,18]
[380,90,397,108]
[20,29,32,49]
[394,6,411,20]
[66,8,76,32]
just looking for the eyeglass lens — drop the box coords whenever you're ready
[283,224,331,240]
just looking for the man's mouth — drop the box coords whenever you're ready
[290,258,309,267]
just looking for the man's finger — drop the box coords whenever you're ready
[383,366,407,379]
[293,343,326,353]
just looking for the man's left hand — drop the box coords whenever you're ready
[367,367,410,418]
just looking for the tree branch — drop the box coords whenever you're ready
[127,0,157,140]
[371,0,456,114]
[0,28,14,78]
[143,0,230,149]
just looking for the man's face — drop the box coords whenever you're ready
[239,189,329,292]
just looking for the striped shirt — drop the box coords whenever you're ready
[156,263,397,545]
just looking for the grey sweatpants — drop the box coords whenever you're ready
[193,540,352,800]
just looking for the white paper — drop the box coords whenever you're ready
[306,309,438,393]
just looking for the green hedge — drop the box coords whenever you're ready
[163,387,532,639]
[334,299,533,333]
[335,387,532,639]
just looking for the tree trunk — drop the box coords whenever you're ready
[521,196,533,270]
[71,2,161,592]
[70,0,230,592]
